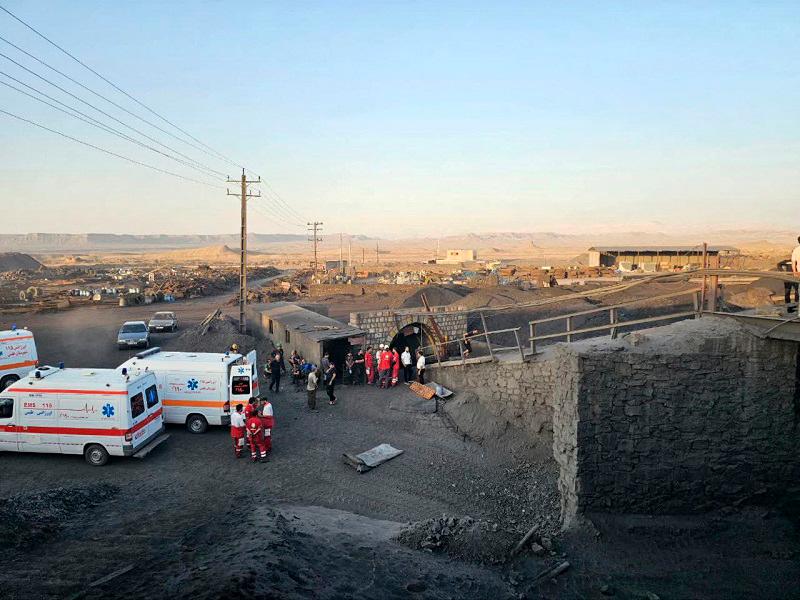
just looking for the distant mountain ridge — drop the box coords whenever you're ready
[0,233,307,252]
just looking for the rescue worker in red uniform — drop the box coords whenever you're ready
[246,413,268,462]
[378,346,392,388]
[390,348,401,387]
[245,396,258,418]
[229,403,246,458]
[365,345,375,385]
[258,397,274,454]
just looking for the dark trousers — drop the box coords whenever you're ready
[307,388,316,410]
[326,383,336,403]
[269,373,281,392]
[403,364,413,382]
[785,282,799,305]
[417,369,425,384]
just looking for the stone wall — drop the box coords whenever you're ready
[350,306,468,349]
[427,352,557,437]
[553,317,800,523]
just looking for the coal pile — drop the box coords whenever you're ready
[0,483,118,549]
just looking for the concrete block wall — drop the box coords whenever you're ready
[427,351,557,437]
[553,319,800,523]
[350,307,468,349]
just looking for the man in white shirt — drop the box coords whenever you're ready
[416,350,426,384]
[790,237,800,313]
[401,347,413,382]
[229,404,246,458]
[307,368,320,411]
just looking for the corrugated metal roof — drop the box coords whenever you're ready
[588,246,738,253]
[252,302,366,341]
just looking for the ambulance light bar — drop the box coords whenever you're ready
[135,347,162,359]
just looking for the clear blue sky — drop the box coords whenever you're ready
[0,1,797,236]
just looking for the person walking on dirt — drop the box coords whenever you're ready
[307,367,320,411]
[324,361,337,405]
[268,354,282,393]
[365,346,375,385]
[416,350,426,384]
[401,346,413,383]
[230,403,246,458]
[246,412,268,462]
[345,351,355,385]
[390,348,401,387]
[258,397,274,455]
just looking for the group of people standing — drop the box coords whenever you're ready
[363,344,426,387]
[229,396,274,462]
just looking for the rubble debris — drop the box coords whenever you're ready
[0,484,118,549]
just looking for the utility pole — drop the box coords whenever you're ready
[227,169,261,334]
[375,241,379,265]
[339,233,344,272]
[307,221,323,273]
[348,237,352,275]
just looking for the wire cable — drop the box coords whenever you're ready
[0,4,258,177]
[0,51,227,178]
[0,107,224,188]
[0,73,223,181]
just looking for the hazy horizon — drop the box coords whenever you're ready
[1,1,798,236]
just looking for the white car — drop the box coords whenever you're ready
[148,311,178,333]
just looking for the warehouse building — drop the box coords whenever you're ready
[247,302,366,370]
[436,249,477,265]
[587,246,737,271]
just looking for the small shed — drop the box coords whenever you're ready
[247,302,366,370]
[587,246,738,270]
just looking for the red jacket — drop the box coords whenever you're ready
[391,352,400,377]
[246,415,263,439]
[378,351,392,371]
[365,352,374,369]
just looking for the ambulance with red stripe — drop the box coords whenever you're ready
[0,365,168,466]
[0,327,38,391]
[118,347,258,434]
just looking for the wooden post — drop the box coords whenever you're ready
[710,275,719,312]
[693,290,700,318]
[513,329,525,362]
[480,312,494,360]
[530,322,536,354]
[609,308,618,339]
[566,316,573,343]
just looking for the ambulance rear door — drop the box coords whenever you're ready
[128,378,163,451]
[245,350,259,396]
[229,362,253,406]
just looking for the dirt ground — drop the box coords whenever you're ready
[1,288,799,599]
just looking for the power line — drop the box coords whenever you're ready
[0,73,222,182]
[0,50,226,178]
[0,4,258,177]
[0,107,224,188]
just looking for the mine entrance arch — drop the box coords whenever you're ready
[389,322,435,356]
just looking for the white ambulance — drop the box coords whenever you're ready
[0,365,168,466]
[118,347,259,434]
[0,327,38,391]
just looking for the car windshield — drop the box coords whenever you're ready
[153,313,173,319]
[121,323,147,333]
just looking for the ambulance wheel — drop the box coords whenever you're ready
[186,414,208,434]
[0,374,19,391]
[84,444,109,467]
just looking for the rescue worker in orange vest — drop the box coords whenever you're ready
[246,412,268,462]
[390,347,401,387]
[365,345,375,385]
[258,397,274,454]
[230,403,246,458]
[378,345,392,388]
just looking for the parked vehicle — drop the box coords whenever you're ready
[119,347,258,433]
[0,327,38,391]
[148,311,178,332]
[0,365,168,465]
[117,321,150,350]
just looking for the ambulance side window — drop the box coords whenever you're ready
[145,385,159,409]
[0,398,12,419]
[130,392,145,419]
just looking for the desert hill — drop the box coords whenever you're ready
[0,252,43,271]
